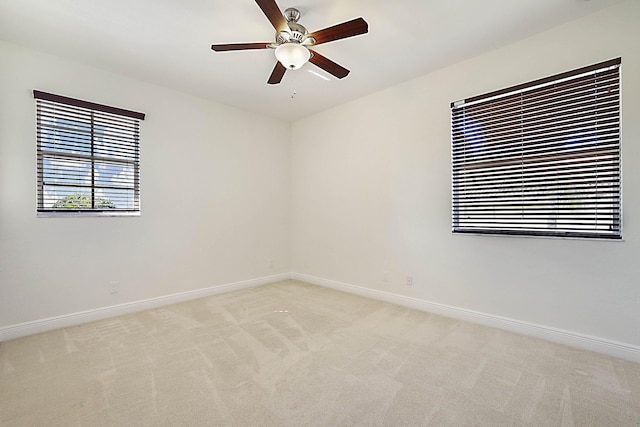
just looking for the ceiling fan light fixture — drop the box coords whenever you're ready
[275,43,310,70]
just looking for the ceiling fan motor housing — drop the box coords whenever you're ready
[286,22,308,43]
[276,8,309,44]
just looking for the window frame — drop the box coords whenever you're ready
[450,58,622,240]
[34,90,145,217]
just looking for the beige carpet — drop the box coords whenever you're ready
[1,280,639,426]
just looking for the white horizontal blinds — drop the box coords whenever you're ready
[451,58,621,239]
[34,91,144,212]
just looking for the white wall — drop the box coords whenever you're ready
[292,1,640,348]
[0,40,291,328]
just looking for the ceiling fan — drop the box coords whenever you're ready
[211,0,369,85]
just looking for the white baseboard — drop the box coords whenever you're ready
[0,273,291,342]
[291,272,640,363]
[5,271,639,363]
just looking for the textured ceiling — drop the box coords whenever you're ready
[0,0,625,121]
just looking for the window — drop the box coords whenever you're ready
[34,90,145,215]
[451,58,621,239]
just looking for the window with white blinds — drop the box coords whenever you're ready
[451,58,621,239]
[34,90,145,215]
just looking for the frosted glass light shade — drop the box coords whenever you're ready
[275,43,310,70]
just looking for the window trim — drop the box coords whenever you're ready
[34,90,145,217]
[450,58,622,240]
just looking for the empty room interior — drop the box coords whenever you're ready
[1,0,640,425]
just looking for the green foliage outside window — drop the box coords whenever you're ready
[52,194,116,209]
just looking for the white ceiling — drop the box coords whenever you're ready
[0,0,625,121]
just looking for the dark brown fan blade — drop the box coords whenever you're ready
[268,62,287,85]
[309,50,350,79]
[255,0,288,33]
[211,43,271,52]
[309,17,368,46]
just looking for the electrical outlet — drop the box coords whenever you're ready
[109,281,119,294]
[406,276,413,287]
[383,271,390,282]
[268,259,274,269]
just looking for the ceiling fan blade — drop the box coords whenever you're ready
[309,17,368,46]
[255,0,288,33]
[309,50,350,79]
[268,62,287,85]
[211,42,271,52]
